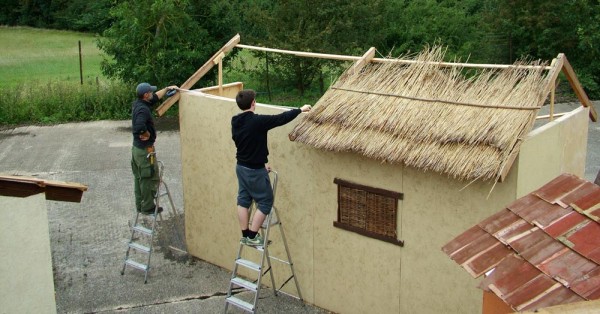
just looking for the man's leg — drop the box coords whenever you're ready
[238,205,250,230]
[133,147,159,212]
[249,210,267,232]
[131,148,142,212]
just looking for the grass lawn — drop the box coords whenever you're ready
[0,26,105,87]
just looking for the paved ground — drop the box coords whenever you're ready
[0,118,327,314]
[0,101,598,314]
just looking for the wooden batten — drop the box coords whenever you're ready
[561,56,598,122]
[155,34,241,116]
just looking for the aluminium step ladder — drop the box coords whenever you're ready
[224,170,303,313]
[120,159,184,283]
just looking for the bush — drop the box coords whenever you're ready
[0,80,134,126]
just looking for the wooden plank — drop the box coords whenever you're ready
[155,34,241,116]
[235,44,359,61]
[352,47,376,74]
[562,55,598,122]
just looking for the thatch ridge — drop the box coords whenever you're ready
[289,47,549,181]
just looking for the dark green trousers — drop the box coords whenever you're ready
[131,146,159,212]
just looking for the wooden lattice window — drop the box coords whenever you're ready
[333,178,404,246]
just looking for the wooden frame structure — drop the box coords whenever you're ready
[157,34,597,123]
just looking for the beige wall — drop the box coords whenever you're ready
[179,92,588,314]
[516,107,589,198]
[0,193,57,314]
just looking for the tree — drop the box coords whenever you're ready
[97,0,240,87]
[483,0,600,98]
[239,0,388,96]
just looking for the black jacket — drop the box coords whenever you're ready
[131,94,159,149]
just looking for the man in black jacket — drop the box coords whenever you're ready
[131,82,177,215]
[232,89,311,246]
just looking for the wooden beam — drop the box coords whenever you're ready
[562,55,598,122]
[352,47,376,74]
[236,43,552,70]
[155,34,241,116]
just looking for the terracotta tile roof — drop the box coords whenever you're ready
[442,173,600,312]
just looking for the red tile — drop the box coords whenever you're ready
[518,285,585,312]
[590,207,600,222]
[513,198,572,225]
[571,267,600,299]
[442,225,487,256]
[520,237,566,266]
[570,188,600,212]
[507,194,542,214]
[479,255,540,297]
[537,249,598,284]
[558,182,600,208]
[543,211,587,238]
[503,274,557,309]
[494,219,536,245]
[509,228,551,254]
[450,232,499,265]
[534,174,586,204]
[478,209,521,234]
[464,242,512,277]
[566,221,600,264]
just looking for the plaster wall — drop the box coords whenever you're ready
[179,92,588,314]
[0,193,57,314]
[516,107,589,197]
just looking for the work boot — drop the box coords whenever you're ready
[142,206,163,215]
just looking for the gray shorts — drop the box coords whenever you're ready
[236,164,273,215]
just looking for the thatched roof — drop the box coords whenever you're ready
[289,47,550,182]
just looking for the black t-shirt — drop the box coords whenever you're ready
[231,109,301,169]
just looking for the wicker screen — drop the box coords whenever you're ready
[334,178,403,246]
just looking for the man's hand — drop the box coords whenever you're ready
[300,104,312,112]
[139,131,150,141]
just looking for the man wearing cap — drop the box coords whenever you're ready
[131,82,178,215]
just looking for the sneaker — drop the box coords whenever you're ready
[240,237,247,245]
[142,206,163,215]
[245,234,264,247]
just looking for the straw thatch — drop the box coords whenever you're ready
[289,47,549,181]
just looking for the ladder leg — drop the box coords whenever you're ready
[272,206,303,301]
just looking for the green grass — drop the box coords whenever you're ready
[0,26,105,88]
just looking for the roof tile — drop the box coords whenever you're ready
[533,174,586,205]
[570,267,600,299]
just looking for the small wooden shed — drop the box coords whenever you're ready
[158,35,597,314]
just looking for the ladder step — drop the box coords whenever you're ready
[236,258,261,272]
[231,277,257,291]
[133,225,153,235]
[125,259,148,271]
[128,242,151,253]
[225,296,254,312]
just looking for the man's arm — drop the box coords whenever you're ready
[132,106,151,139]
[261,105,312,130]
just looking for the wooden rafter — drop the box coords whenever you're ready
[561,55,598,122]
[155,34,241,116]
[352,47,376,74]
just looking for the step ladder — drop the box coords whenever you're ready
[224,170,303,313]
[121,160,183,283]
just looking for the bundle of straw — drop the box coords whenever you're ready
[289,46,548,181]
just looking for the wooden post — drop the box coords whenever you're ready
[213,52,225,96]
[155,34,241,116]
[550,79,555,121]
[78,41,83,85]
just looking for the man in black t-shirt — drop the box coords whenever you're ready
[231,89,311,246]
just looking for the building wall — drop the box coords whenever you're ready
[0,193,57,314]
[179,92,588,314]
[516,107,589,198]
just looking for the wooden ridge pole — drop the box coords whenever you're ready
[156,34,241,116]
